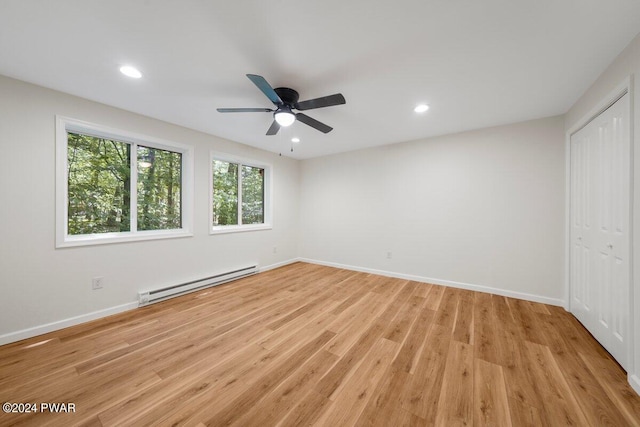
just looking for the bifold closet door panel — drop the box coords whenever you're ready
[569,93,630,370]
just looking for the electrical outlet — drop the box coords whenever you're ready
[386,251,392,259]
[92,277,104,290]
[273,246,277,254]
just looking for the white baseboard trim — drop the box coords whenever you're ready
[259,257,302,273]
[299,258,565,307]
[0,301,138,346]
[630,374,640,396]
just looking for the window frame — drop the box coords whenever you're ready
[210,152,272,234]
[56,116,194,248]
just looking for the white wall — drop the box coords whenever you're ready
[0,75,300,343]
[565,31,640,394]
[299,116,565,304]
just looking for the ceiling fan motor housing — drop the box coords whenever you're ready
[274,87,299,106]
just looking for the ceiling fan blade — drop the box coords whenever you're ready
[295,93,346,111]
[266,120,280,135]
[217,108,273,113]
[296,113,333,133]
[246,74,283,105]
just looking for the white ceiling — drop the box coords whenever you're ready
[1,1,639,159]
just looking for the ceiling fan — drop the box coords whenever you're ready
[217,74,346,135]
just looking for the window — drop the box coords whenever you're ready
[211,153,271,233]
[56,116,193,247]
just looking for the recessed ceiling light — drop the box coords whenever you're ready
[291,137,300,143]
[119,65,142,79]
[414,104,429,113]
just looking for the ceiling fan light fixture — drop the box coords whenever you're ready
[274,107,295,127]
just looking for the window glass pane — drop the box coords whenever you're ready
[242,165,265,224]
[212,160,239,225]
[67,132,131,234]
[137,146,182,230]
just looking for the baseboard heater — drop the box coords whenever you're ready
[138,265,258,306]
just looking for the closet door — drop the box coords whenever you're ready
[570,120,595,333]
[570,93,630,370]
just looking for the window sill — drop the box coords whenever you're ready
[56,229,193,248]
[210,224,272,235]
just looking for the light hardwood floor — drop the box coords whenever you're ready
[0,262,639,426]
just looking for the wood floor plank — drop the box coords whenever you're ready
[507,298,550,346]
[275,389,331,427]
[452,298,474,345]
[434,340,474,427]
[4,365,161,427]
[402,324,451,422]
[410,281,432,298]
[316,337,399,426]
[434,287,459,331]
[231,349,339,426]
[355,367,412,426]
[383,295,425,344]
[507,397,546,427]
[391,303,435,374]
[0,262,637,427]
[325,292,390,356]
[473,292,499,365]
[199,330,336,426]
[372,276,408,300]
[378,280,416,324]
[119,330,333,426]
[260,307,337,354]
[326,291,381,336]
[43,369,161,427]
[329,274,378,315]
[548,305,614,359]
[258,298,339,351]
[501,340,550,424]
[473,358,512,427]
[490,295,521,367]
[520,341,589,426]
[579,353,640,425]
[118,303,278,379]
[102,343,275,426]
[265,283,343,331]
[315,317,387,399]
[424,283,445,311]
[498,298,550,419]
[539,314,629,426]
[0,338,129,389]
[526,300,551,315]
